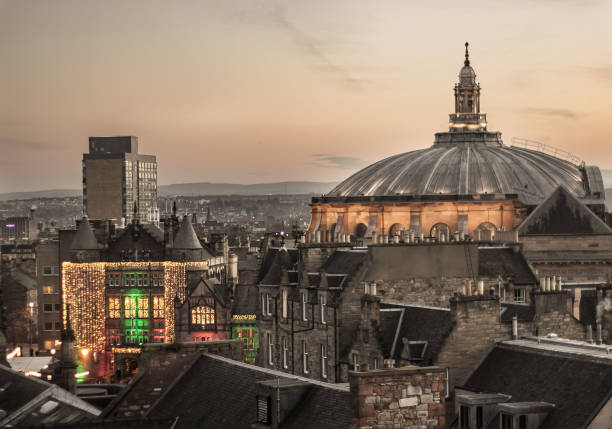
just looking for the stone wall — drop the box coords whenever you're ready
[435,296,507,391]
[521,291,585,340]
[349,365,447,429]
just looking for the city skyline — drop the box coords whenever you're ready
[2,0,612,193]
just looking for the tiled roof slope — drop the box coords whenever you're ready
[478,247,537,285]
[147,354,351,429]
[379,303,453,364]
[518,186,612,235]
[462,341,612,429]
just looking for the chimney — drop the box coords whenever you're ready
[349,366,447,429]
[478,280,485,296]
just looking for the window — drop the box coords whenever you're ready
[265,293,272,316]
[256,396,271,424]
[107,273,120,287]
[151,272,164,287]
[42,285,54,294]
[373,358,379,370]
[460,405,470,429]
[501,414,513,429]
[458,214,468,234]
[153,296,164,318]
[282,289,288,319]
[124,296,136,318]
[237,328,255,350]
[43,304,53,312]
[108,296,121,318]
[43,266,59,276]
[268,333,274,366]
[320,344,327,378]
[353,353,360,371]
[409,214,421,235]
[320,295,326,324]
[55,322,62,330]
[476,406,483,429]
[514,288,526,303]
[261,293,266,316]
[191,305,215,329]
[54,303,61,312]
[519,415,527,429]
[282,336,288,369]
[301,293,307,321]
[137,297,149,318]
[302,340,309,374]
[44,322,53,331]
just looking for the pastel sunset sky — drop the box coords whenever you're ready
[1,0,611,193]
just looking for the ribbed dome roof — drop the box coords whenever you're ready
[328,135,599,205]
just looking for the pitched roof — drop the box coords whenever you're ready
[462,339,612,429]
[518,186,612,235]
[109,352,351,429]
[478,247,537,285]
[0,364,100,427]
[259,248,297,285]
[321,250,367,275]
[379,303,453,364]
[173,215,202,249]
[71,217,99,250]
[232,285,258,316]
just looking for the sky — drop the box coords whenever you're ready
[1,0,612,193]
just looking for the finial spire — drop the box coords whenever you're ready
[464,42,470,66]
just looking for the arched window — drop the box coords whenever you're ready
[191,305,215,330]
[355,223,367,238]
[389,223,403,237]
[476,222,496,232]
[430,223,450,240]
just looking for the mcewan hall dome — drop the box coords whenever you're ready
[307,43,606,242]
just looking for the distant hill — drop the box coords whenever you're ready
[0,181,338,201]
[0,189,81,201]
[158,181,337,196]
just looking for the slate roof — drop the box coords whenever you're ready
[10,268,38,291]
[258,248,298,285]
[379,303,453,364]
[173,215,202,249]
[141,224,164,243]
[478,247,537,285]
[107,352,351,429]
[518,186,612,235]
[232,285,259,315]
[500,303,535,323]
[462,340,612,429]
[321,250,367,275]
[0,364,100,427]
[71,217,99,250]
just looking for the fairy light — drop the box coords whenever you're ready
[63,261,208,352]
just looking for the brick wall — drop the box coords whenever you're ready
[349,365,447,429]
[520,291,585,340]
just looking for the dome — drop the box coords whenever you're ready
[459,64,476,81]
[327,135,602,205]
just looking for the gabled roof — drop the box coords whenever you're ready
[259,247,297,285]
[478,247,537,285]
[173,215,202,249]
[71,217,98,250]
[321,250,367,276]
[379,303,453,364]
[0,364,100,427]
[462,339,612,429]
[518,186,612,235]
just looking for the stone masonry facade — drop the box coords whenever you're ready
[350,365,447,429]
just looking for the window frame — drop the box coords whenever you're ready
[302,340,309,374]
[320,343,327,378]
[301,292,307,321]
[268,333,274,366]
[320,294,326,324]
[282,336,288,369]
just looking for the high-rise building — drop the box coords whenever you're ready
[82,136,157,224]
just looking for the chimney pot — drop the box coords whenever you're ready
[540,277,546,291]
[478,280,485,295]
[361,363,370,372]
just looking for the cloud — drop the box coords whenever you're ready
[581,66,612,81]
[522,108,578,119]
[311,153,366,170]
[0,138,56,151]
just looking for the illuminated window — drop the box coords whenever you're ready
[124,296,136,318]
[153,296,164,318]
[42,285,54,294]
[108,296,121,318]
[191,305,215,329]
[137,296,149,318]
[151,272,164,287]
[236,328,255,350]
